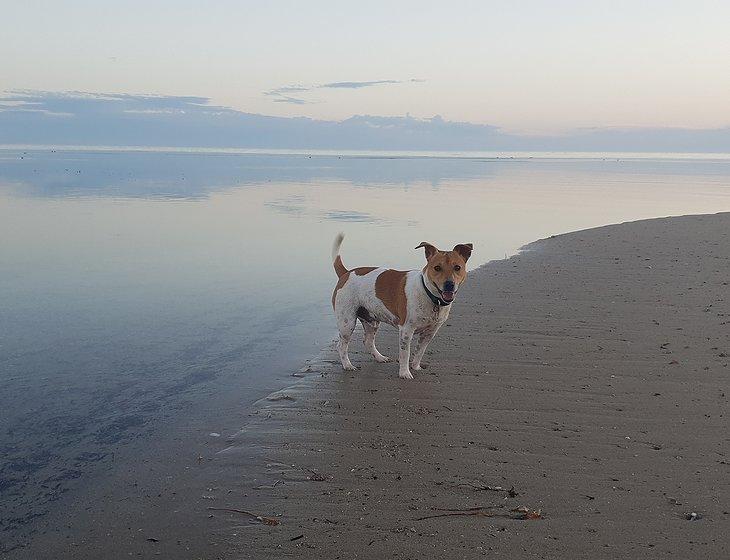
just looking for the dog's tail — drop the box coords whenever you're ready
[331,232,348,277]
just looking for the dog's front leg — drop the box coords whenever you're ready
[411,328,437,371]
[398,325,415,379]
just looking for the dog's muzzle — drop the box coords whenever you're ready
[442,280,456,302]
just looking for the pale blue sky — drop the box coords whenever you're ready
[2,1,729,133]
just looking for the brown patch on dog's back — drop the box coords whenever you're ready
[332,271,350,308]
[352,266,377,276]
[375,269,408,325]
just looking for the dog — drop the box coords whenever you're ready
[331,233,473,379]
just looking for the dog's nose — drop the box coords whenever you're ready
[443,280,455,292]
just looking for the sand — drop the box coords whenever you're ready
[216,213,729,558]
[8,213,728,559]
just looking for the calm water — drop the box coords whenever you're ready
[1,148,730,549]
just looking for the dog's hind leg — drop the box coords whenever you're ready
[336,310,358,371]
[360,319,391,363]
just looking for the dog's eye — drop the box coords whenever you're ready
[434,265,442,272]
[454,265,461,271]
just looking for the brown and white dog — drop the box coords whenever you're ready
[331,234,473,379]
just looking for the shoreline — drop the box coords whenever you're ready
[7,212,729,559]
[3,144,730,161]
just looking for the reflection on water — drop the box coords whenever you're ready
[1,148,730,550]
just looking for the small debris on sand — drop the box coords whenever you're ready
[415,506,500,521]
[305,468,329,481]
[415,505,543,521]
[206,507,280,526]
[510,506,543,520]
[266,392,296,402]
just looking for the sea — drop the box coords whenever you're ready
[1,146,730,552]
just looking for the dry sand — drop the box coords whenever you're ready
[8,213,728,559]
[215,213,729,559]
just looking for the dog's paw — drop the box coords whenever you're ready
[342,364,358,371]
[374,354,392,363]
[411,362,428,370]
[398,370,414,380]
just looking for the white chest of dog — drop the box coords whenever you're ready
[331,234,473,379]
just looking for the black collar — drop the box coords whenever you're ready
[421,275,452,307]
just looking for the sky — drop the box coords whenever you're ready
[2,0,730,136]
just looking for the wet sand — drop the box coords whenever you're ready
[7,213,728,559]
[218,213,729,558]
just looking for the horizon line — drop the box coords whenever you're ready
[3,144,730,160]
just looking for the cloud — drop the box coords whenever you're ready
[271,95,313,105]
[2,90,730,152]
[264,85,317,105]
[321,80,400,89]
[275,85,310,93]
[263,78,425,103]
[264,85,312,95]
[0,90,219,116]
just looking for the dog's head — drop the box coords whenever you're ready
[415,242,473,303]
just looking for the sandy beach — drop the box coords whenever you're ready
[7,212,728,559]
[215,212,729,559]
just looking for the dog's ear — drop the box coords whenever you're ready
[453,243,473,262]
[415,242,438,260]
